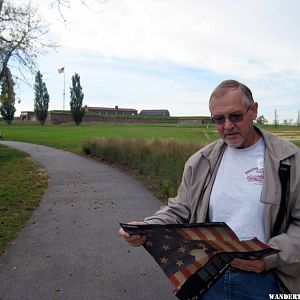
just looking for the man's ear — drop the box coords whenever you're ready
[252,102,258,119]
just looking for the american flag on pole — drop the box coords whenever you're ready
[57,66,65,74]
[120,222,279,300]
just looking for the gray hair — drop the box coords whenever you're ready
[209,80,254,108]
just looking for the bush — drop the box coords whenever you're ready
[82,137,203,200]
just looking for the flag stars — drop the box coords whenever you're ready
[160,257,168,264]
[164,235,172,239]
[146,240,153,247]
[176,259,184,267]
[162,244,171,251]
[177,246,187,253]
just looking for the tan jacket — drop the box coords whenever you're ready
[144,127,300,292]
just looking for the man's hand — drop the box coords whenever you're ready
[231,258,266,273]
[118,221,147,247]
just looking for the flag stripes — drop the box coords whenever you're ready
[178,226,239,242]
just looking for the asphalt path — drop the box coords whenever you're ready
[0,141,176,300]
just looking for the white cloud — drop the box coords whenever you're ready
[36,0,300,80]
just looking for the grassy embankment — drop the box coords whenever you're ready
[0,144,47,254]
[81,124,300,198]
[83,137,203,199]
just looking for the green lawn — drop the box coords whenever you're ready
[1,122,299,150]
[0,122,220,153]
[0,144,47,254]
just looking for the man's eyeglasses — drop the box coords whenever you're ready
[211,104,252,125]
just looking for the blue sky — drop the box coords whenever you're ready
[15,0,300,123]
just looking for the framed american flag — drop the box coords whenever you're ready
[120,222,279,300]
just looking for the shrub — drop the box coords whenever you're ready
[82,137,203,200]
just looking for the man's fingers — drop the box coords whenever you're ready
[118,227,147,246]
[231,258,265,273]
[118,227,130,239]
[127,234,147,246]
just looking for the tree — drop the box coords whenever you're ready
[274,108,279,127]
[70,73,85,125]
[34,71,49,125]
[256,115,268,125]
[0,65,15,124]
[0,0,55,82]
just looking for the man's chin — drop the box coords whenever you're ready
[224,136,242,148]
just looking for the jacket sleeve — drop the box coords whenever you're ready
[144,160,193,225]
[264,231,300,276]
[264,154,300,278]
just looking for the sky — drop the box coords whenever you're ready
[14,0,300,123]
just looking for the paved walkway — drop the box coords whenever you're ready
[0,141,176,300]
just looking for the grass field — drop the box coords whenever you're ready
[0,122,220,152]
[1,121,300,150]
[0,144,47,254]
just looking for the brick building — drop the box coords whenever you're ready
[84,106,138,116]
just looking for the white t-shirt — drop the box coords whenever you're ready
[209,138,266,242]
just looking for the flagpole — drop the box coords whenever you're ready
[57,67,65,110]
[63,70,65,111]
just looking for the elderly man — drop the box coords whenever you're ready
[119,80,300,299]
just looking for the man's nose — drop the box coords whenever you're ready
[223,117,235,129]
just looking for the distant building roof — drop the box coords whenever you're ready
[84,106,137,114]
[140,109,170,117]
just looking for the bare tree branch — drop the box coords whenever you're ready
[0,0,57,82]
[50,0,108,23]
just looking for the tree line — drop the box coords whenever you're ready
[0,69,85,125]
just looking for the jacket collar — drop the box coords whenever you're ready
[201,139,226,170]
[257,126,298,162]
[201,126,297,164]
